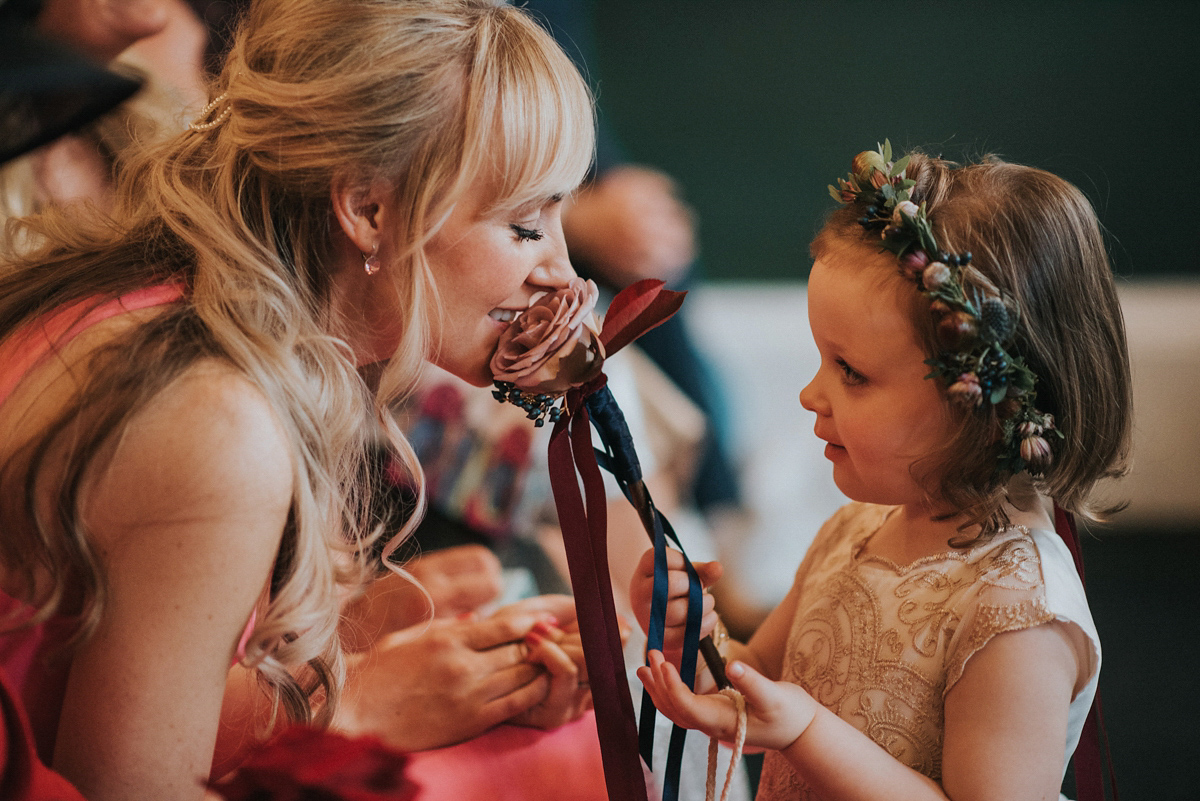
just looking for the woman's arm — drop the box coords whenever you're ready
[53,363,293,801]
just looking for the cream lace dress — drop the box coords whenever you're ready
[756,502,1100,800]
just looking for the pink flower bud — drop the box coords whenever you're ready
[852,150,886,182]
[1017,421,1043,437]
[1020,435,1053,468]
[899,249,930,277]
[947,373,983,407]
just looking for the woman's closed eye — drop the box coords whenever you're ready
[510,223,544,242]
[837,358,866,386]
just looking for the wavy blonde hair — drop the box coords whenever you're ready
[813,153,1132,539]
[0,0,593,726]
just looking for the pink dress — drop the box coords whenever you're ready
[0,286,255,761]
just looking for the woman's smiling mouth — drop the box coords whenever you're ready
[488,308,520,323]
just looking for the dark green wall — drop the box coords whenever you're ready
[590,1,1198,281]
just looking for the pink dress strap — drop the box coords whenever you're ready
[0,284,184,407]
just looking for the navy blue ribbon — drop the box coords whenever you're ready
[586,387,705,801]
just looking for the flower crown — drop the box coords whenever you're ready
[828,140,1059,477]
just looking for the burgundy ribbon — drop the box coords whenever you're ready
[1053,506,1119,801]
[547,281,684,801]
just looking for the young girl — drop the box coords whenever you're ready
[0,1,594,798]
[633,143,1130,800]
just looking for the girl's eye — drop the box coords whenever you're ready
[510,224,544,242]
[836,358,866,386]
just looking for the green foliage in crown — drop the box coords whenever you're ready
[828,140,1060,479]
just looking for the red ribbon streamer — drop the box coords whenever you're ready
[546,280,684,800]
[1053,506,1118,801]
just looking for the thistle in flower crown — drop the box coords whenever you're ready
[829,140,1060,477]
[489,277,606,425]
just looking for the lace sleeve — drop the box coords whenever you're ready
[942,533,1055,696]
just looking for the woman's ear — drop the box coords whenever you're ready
[332,176,393,254]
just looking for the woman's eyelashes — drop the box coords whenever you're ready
[836,358,867,386]
[510,223,544,242]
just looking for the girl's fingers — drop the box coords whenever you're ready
[639,651,733,738]
[635,549,723,589]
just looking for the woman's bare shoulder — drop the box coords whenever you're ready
[83,358,295,556]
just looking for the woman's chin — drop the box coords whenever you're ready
[432,353,494,388]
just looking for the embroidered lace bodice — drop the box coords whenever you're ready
[756,502,1099,800]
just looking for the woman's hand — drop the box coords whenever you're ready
[508,622,591,729]
[637,650,818,752]
[341,545,505,650]
[334,595,580,750]
[629,547,722,662]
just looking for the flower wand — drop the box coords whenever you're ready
[491,278,726,801]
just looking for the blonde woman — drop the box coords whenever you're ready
[0,1,594,798]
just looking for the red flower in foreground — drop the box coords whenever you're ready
[207,726,418,801]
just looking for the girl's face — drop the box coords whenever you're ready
[799,253,955,509]
[424,177,576,386]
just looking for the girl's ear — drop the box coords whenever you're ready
[332,176,393,253]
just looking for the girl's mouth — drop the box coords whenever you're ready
[824,442,847,459]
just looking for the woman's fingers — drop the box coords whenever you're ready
[462,609,553,651]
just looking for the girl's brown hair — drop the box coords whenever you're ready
[813,152,1132,538]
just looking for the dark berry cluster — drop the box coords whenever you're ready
[492,381,564,427]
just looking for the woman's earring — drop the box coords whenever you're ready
[363,243,381,276]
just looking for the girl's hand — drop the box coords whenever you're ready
[629,547,722,660]
[637,650,819,752]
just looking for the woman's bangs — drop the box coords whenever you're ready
[479,15,595,212]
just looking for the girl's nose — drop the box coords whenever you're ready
[799,376,824,415]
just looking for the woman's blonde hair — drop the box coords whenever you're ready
[0,0,593,726]
[813,152,1132,539]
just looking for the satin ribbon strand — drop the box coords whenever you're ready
[1053,506,1118,801]
[548,403,648,800]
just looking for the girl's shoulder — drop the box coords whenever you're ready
[945,523,1100,699]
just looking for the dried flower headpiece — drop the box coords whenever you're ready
[829,140,1059,477]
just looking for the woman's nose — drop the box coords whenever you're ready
[526,236,576,289]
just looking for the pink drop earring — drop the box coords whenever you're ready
[363,243,381,276]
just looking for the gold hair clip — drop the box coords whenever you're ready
[188,92,232,132]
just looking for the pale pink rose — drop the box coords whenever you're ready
[892,200,919,223]
[490,277,605,393]
[921,261,952,290]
